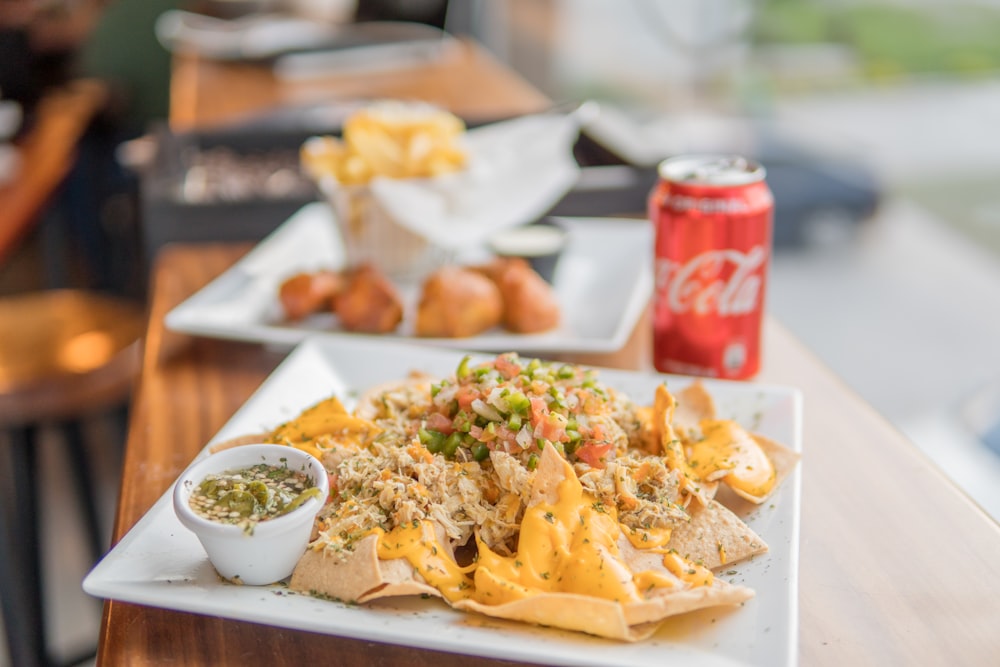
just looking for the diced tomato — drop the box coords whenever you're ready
[575,441,614,468]
[494,423,517,445]
[591,421,606,441]
[455,385,480,411]
[529,396,549,423]
[425,412,454,434]
[575,388,602,414]
[536,414,568,443]
[494,353,522,379]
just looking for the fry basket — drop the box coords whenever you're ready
[325,182,451,283]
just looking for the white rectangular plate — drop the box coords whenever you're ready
[84,337,801,667]
[164,202,653,353]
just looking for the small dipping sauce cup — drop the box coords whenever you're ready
[488,219,568,283]
[173,444,329,585]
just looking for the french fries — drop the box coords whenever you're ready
[301,103,468,185]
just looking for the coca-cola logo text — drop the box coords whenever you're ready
[665,194,750,214]
[655,246,767,316]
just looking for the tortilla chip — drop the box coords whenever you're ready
[455,444,754,640]
[357,578,440,603]
[208,433,272,454]
[457,596,654,641]
[527,442,567,506]
[653,385,710,506]
[666,500,768,569]
[623,580,754,627]
[689,478,720,503]
[732,433,801,504]
[629,405,660,454]
[289,535,439,603]
[615,534,754,625]
[673,381,717,437]
[456,591,657,642]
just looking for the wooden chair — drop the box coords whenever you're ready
[0,289,145,667]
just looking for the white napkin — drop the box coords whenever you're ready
[356,112,581,251]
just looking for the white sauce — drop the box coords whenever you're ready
[490,225,566,257]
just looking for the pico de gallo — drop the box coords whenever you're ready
[418,353,628,469]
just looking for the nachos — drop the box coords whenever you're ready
[226,353,798,640]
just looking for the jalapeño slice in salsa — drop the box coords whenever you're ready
[188,461,320,533]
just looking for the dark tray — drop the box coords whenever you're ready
[139,110,879,260]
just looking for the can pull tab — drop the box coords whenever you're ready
[691,156,749,182]
[663,154,764,186]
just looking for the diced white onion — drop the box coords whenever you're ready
[486,387,510,413]
[471,398,503,422]
[434,383,458,406]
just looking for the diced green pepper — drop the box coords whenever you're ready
[507,391,530,415]
[443,433,462,457]
[471,442,490,461]
[425,431,446,454]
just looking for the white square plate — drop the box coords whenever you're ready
[164,203,653,353]
[84,337,801,667]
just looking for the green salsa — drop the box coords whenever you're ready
[188,461,321,534]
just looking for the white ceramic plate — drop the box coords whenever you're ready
[84,337,801,667]
[164,202,653,353]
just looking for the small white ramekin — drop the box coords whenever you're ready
[172,444,329,586]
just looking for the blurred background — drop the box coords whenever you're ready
[474,0,1000,522]
[2,0,1000,664]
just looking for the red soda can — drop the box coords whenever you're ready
[649,155,773,380]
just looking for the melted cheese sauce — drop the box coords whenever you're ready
[372,455,715,609]
[623,525,673,550]
[688,420,776,499]
[372,522,475,602]
[474,474,639,604]
[662,551,714,587]
[471,455,711,606]
[654,386,701,495]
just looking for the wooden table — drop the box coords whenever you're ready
[97,243,1000,666]
[168,38,551,131]
[98,30,1000,665]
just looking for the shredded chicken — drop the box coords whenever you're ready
[311,355,694,560]
[579,454,688,531]
[490,450,534,499]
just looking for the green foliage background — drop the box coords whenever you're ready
[754,1,1000,81]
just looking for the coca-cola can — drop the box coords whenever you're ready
[649,154,773,380]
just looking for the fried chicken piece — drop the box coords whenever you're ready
[479,257,560,334]
[279,270,344,321]
[415,266,503,338]
[335,264,404,333]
